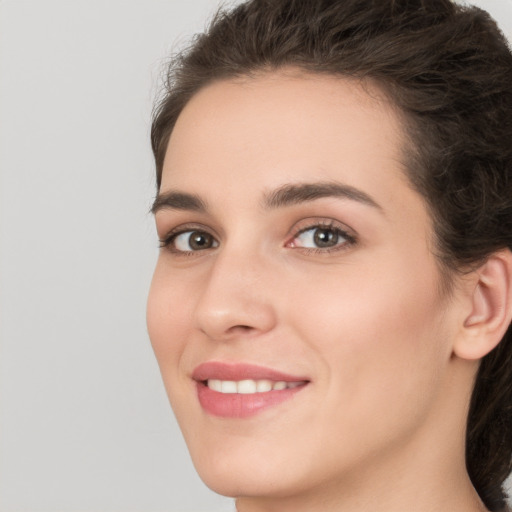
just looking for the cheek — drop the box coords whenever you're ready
[288,254,450,426]
[146,261,192,371]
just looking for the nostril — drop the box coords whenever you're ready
[223,324,256,336]
[228,324,254,334]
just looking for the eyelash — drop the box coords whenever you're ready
[288,220,357,254]
[159,220,357,256]
[159,223,217,256]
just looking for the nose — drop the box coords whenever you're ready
[193,248,278,341]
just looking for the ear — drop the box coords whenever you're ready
[453,249,512,361]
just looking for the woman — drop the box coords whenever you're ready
[146,1,512,511]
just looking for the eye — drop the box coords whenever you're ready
[288,222,356,252]
[162,229,219,253]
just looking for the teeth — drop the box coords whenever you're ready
[221,380,238,394]
[272,381,287,391]
[208,379,222,392]
[238,379,257,394]
[256,380,272,392]
[206,379,304,394]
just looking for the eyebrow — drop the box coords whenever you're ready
[262,181,383,211]
[151,191,208,214]
[151,181,383,215]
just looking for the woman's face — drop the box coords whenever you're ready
[147,71,463,501]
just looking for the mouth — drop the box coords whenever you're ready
[192,362,310,418]
[204,378,306,393]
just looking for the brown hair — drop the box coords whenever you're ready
[151,1,512,509]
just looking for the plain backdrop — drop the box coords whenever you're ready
[1,1,511,511]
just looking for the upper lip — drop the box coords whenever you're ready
[192,362,310,382]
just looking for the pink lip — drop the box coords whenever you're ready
[192,362,308,382]
[192,362,310,419]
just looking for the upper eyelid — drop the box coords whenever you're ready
[158,222,217,239]
[159,217,353,234]
[289,218,357,239]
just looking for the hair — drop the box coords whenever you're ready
[151,0,512,509]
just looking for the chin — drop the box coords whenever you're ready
[196,462,307,500]
[186,435,313,500]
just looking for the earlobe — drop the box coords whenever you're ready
[454,249,512,361]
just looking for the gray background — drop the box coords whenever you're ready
[0,1,511,511]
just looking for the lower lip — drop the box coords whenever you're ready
[196,382,307,418]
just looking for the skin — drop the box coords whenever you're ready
[147,70,491,512]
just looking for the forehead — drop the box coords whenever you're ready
[161,70,410,208]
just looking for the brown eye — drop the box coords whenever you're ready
[313,228,339,248]
[293,226,348,249]
[172,230,218,252]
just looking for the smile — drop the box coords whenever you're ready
[206,379,305,393]
[193,362,310,418]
